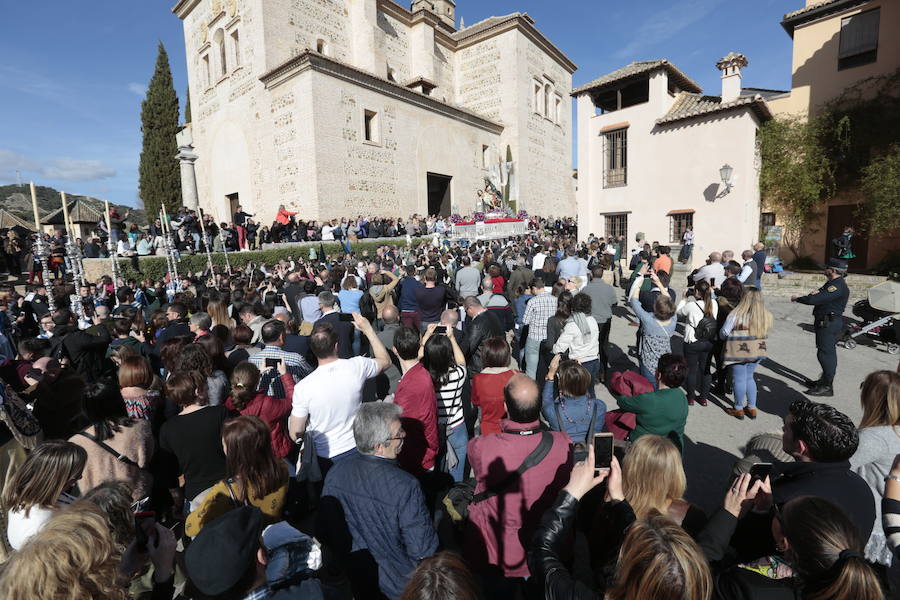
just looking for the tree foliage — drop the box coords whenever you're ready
[759,67,900,248]
[861,144,900,235]
[184,87,192,124]
[139,43,182,220]
[758,116,834,252]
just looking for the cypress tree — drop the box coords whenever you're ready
[139,42,181,219]
[185,87,192,123]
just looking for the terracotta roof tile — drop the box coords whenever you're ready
[656,92,772,125]
[572,60,701,96]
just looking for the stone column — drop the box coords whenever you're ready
[176,125,199,210]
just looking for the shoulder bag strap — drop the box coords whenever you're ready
[471,432,554,505]
[76,431,140,469]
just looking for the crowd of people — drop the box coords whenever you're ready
[0,206,578,284]
[0,222,896,600]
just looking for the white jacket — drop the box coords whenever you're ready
[676,297,718,343]
[553,312,599,362]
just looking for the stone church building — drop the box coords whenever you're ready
[172,0,577,223]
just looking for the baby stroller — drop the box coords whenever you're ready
[842,280,900,355]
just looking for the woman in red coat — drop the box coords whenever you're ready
[225,360,293,458]
[275,205,297,226]
[470,337,518,436]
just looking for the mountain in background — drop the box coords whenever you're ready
[0,184,147,226]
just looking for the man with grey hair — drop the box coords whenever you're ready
[188,311,212,339]
[320,402,438,599]
[737,249,759,286]
[692,251,726,287]
[314,290,353,359]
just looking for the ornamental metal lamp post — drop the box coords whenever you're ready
[719,164,734,194]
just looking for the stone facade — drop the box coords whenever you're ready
[172,0,577,224]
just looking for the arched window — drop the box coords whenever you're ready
[214,29,227,77]
[316,38,328,55]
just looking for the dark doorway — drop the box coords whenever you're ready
[826,204,868,272]
[427,173,452,217]
[227,193,240,219]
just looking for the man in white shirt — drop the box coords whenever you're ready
[693,252,726,287]
[288,314,391,471]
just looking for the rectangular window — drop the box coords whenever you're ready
[363,110,379,144]
[604,214,627,239]
[482,145,490,168]
[231,29,241,67]
[603,128,627,188]
[838,8,879,70]
[554,95,562,124]
[533,81,543,115]
[669,213,693,244]
[202,54,211,88]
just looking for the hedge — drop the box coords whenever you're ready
[116,239,406,281]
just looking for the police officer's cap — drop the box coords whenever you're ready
[823,258,848,272]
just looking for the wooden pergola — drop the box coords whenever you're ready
[41,198,104,240]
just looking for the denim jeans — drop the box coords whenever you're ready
[446,424,468,483]
[730,361,760,409]
[191,232,201,251]
[525,337,541,379]
[581,359,600,389]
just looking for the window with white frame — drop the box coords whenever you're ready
[603,128,627,188]
[838,8,879,70]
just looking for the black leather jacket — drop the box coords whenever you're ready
[528,491,601,600]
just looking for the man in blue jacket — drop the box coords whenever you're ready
[319,402,438,599]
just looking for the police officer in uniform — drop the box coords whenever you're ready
[791,258,850,397]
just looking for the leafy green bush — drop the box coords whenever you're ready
[119,239,405,281]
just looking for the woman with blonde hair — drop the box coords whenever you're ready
[590,435,706,587]
[0,501,177,600]
[529,452,713,600]
[2,440,87,550]
[206,297,235,329]
[719,287,773,420]
[850,369,900,565]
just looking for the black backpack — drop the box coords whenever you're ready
[695,316,718,341]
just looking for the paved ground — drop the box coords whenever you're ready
[597,278,898,514]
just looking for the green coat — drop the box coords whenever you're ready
[617,387,688,450]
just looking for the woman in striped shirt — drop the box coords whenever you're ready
[421,326,468,482]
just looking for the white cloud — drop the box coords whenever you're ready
[42,158,116,181]
[127,82,147,97]
[0,148,116,182]
[614,0,725,60]
[0,149,39,179]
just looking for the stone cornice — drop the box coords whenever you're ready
[172,0,202,19]
[260,51,504,135]
[455,14,577,74]
[378,0,457,50]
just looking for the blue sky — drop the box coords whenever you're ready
[0,0,800,208]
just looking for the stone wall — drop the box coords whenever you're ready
[309,67,498,218]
